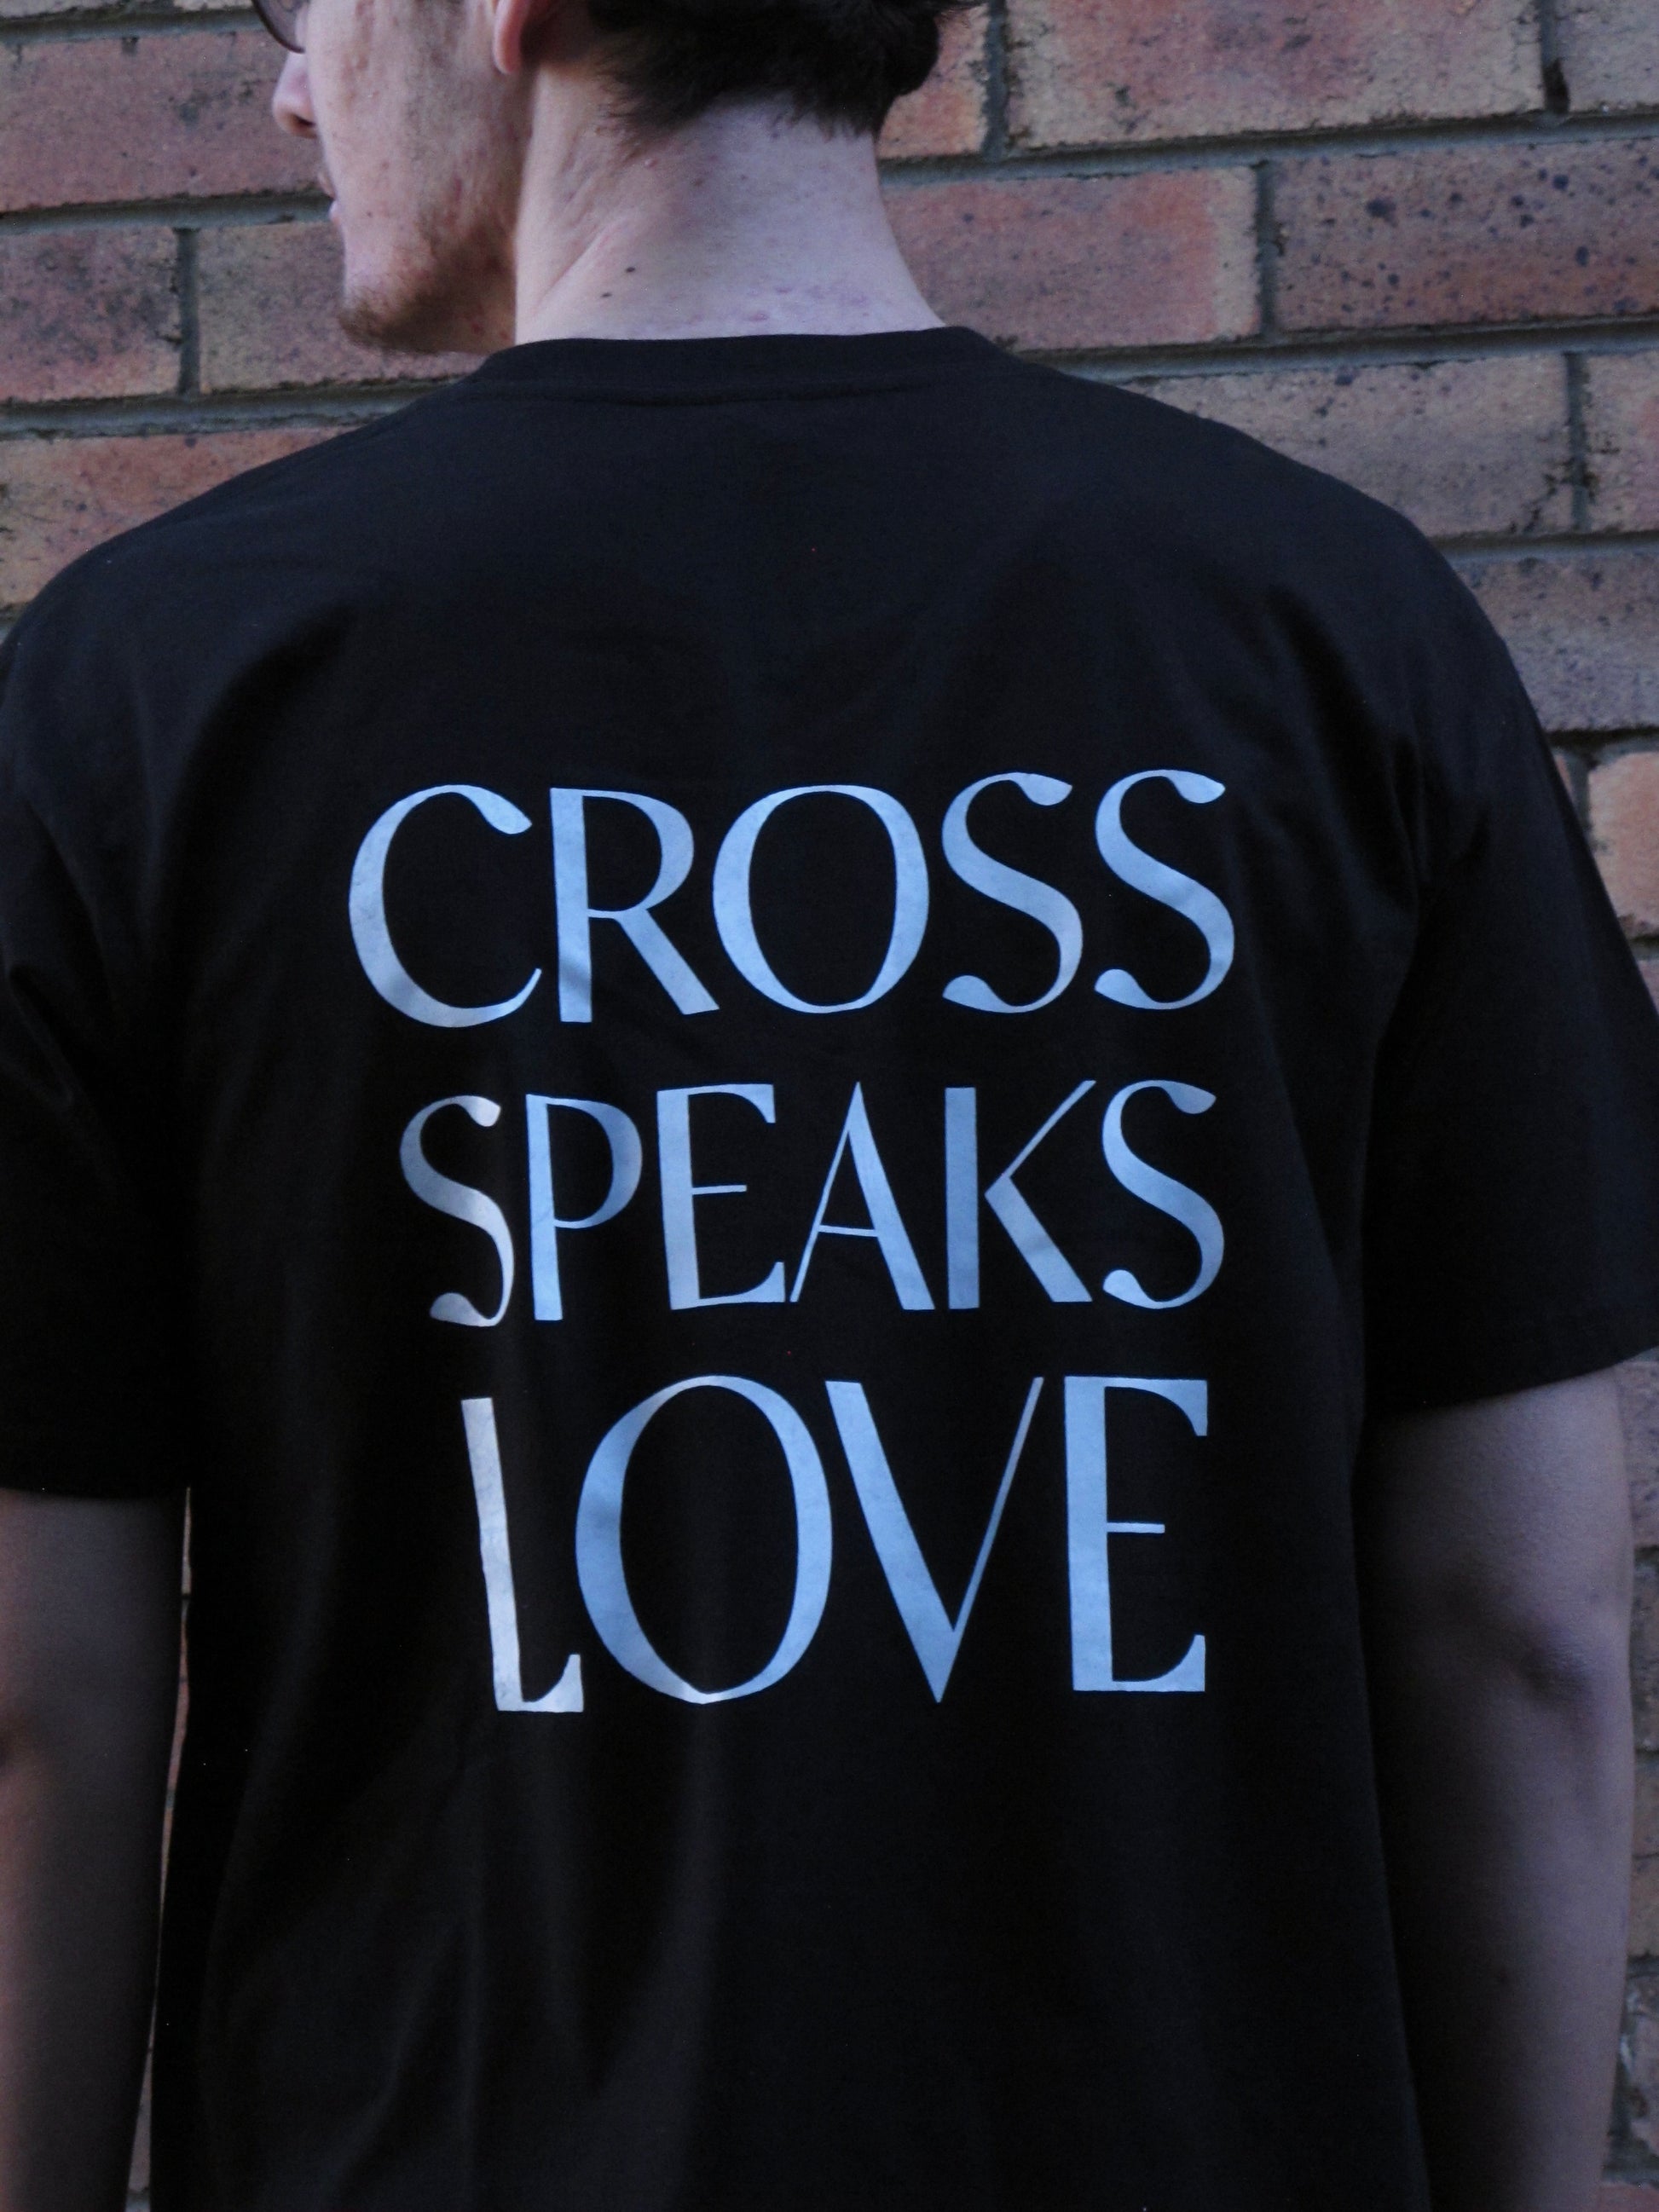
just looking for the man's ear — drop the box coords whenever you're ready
[489,0,558,78]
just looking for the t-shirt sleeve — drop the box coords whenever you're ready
[1363,588,1659,1417]
[0,615,189,1498]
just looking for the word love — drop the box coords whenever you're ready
[402,1076,1223,1325]
[349,767,1234,1028]
[464,1372,1209,1714]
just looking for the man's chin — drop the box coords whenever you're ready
[338,278,482,358]
[337,237,509,357]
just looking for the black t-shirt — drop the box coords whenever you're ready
[3,326,1658,2211]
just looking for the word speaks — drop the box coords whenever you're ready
[464,1371,1209,1712]
[350,768,1234,1028]
[402,1077,1223,1325]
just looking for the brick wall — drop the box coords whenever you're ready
[1,0,1658,2198]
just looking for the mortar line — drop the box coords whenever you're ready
[876,104,1659,180]
[1444,525,1659,557]
[175,225,200,397]
[981,0,1010,162]
[1537,0,1571,116]
[1552,725,1659,748]
[1560,743,1593,825]
[1057,315,1659,377]
[1565,349,1593,529]
[2,5,252,41]
[0,388,421,437]
[1252,160,1280,339]
[0,198,328,238]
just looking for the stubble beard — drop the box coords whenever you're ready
[333,26,523,357]
[337,208,513,355]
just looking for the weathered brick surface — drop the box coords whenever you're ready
[0,32,316,212]
[0,429,332,609]
[1132,355,1570,539]
[1007,0,1538,150]
[0,228,180,403]
[1459,552,1659,734]
[1591,751,1659,934]
[1587,354,1659,533]
[1622,1356,1659,1549]
[880,4,988,159]
[1275,141,1659,334]
[887,169,1258,351]
[198,222,477,391]
[1557,0,1659,116]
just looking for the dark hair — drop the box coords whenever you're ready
[584,0,965,135]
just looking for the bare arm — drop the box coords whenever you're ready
[0,1491,184,2212]
[1358,1369,1633,2212]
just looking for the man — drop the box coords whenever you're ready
[0,0,1652,2203]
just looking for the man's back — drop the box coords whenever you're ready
[2,326,1655,2207]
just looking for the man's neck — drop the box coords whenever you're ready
[512,98,940,344]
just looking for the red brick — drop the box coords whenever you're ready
[1132,355,1569,540]
[1622,1355,1659,1546]
[1558,0,1659,115]
[0,228,180,403]
[1589,749,1659,933]
[1007,0,1537,150]
[198,222,477,393]
[1458,550,1659,734]
[1275,141,1659,335]
[0,32,317,213]
[885,170,1258,354]
[0,428,332,609]
[880,5,988,160]
[1587,354,1659,532]
[1603,2186,1659,2206]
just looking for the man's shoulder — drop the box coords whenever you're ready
[20,398,442,638]
[1006,356,1444,595]
[993,357,1527,769]
[0,396,465,816]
